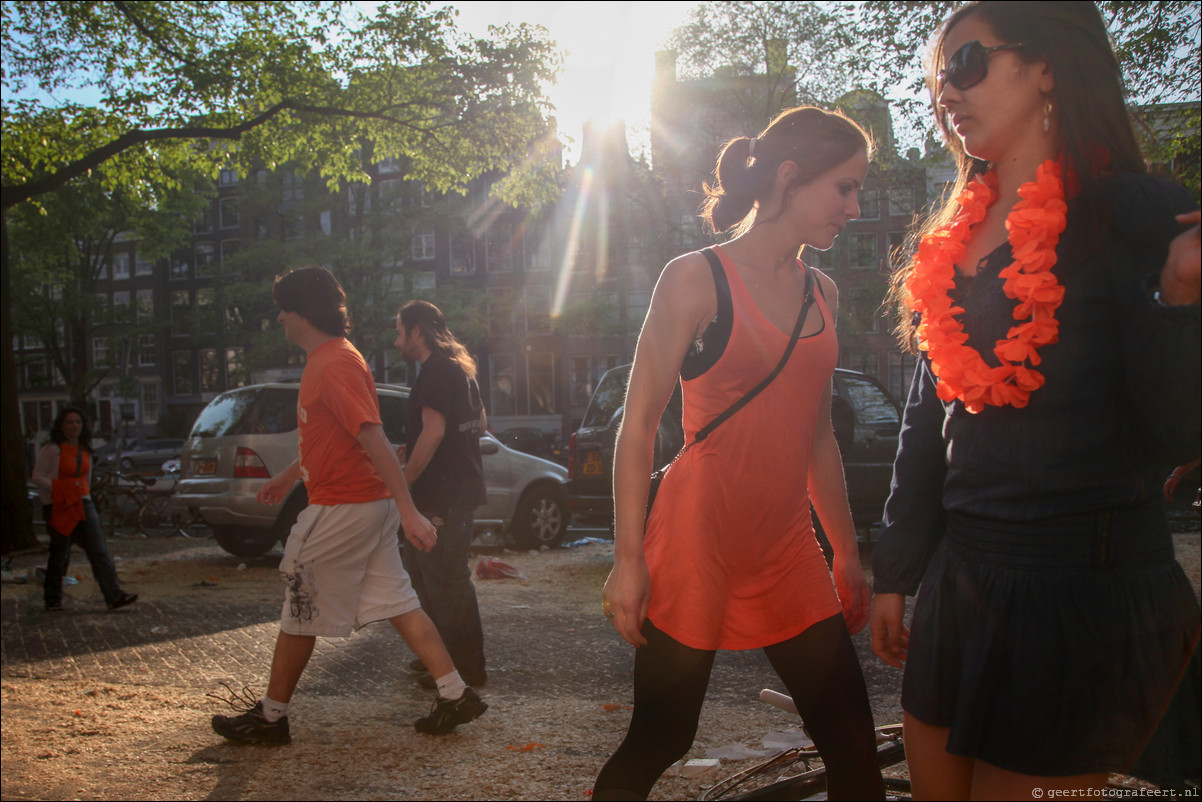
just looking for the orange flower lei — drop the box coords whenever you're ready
[907,159,1068,413]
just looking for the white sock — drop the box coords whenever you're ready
[434,670,467,701]
[260,696,289,722]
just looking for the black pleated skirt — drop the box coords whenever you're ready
[902,503,1200,781]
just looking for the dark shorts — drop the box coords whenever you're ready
[902,504,1200,780]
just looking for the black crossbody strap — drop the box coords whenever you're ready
[691,248,814,446]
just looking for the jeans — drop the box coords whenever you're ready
[401,507,485,677]
[43,498,124,607]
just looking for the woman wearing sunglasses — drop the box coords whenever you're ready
[870,1,1200,798]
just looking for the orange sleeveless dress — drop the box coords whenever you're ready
[643,245,843,651]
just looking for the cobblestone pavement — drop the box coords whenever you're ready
[3,518,1197,801]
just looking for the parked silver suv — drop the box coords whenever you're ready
[173,382,568,557]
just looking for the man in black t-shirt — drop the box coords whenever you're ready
[395,301,488,687]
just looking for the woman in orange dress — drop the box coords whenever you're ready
[31,407,136,612]
[594,106,885,800]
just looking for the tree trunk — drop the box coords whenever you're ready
[1,212,40,554]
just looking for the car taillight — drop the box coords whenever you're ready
[234,447,271,478]
[567,432,577,479]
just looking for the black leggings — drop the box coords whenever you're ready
[593,614,885,801]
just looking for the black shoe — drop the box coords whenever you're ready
[107,592,138,610]
[414,687,487,735]
[417,669,487,690]
[45,601,64,612]
[408,658,427,674]
[212,701,291,745]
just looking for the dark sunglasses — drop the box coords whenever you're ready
[938,40,1026,91]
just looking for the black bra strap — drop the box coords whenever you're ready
[692,257,814,445]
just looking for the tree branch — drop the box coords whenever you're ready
[2,100,453,210]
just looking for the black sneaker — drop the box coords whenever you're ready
[414,687,487,735]
[45,601,64,612]
[212,701,291,745]
[417,669,487,689]
[408,658,427,673]
[107,592,138,610]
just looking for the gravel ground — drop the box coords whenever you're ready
[1,513,1198,801]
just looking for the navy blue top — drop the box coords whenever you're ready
[874,173,1200,595]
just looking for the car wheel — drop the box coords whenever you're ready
[510,486,567,549]
[120,457,136,472]
[213,526,280,558]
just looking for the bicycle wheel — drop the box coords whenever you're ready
[175,509,211,539]
[137,495,178,537]
[698,725,908,801]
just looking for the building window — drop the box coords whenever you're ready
[412,272,436,296]
[627,291,651,328]
[450,224,475,276]
[25,358,50,388]
[195,242,216,277]
[842,350,880,380]
[526,227,552,272]
[92,337,110,368]
[23,331,42,349]
[488,288,514,336]
[136,289,154,319]
[377,178,404,212]
[135,254,154,276]
[848,288,882,333]
[219,168,239,186]
[173,351,195,395]
[170,252,190,280]
[170,290,190,336]
[225,348,247,388]
[282,171,303,201]
[220,197,240,229]
[570,356,593,407]
[888,186,916,218]
[888,351,919,401]
[196,287,217,333]
[487,223,516,274]
[200,348,221,393]
[858,189,880,220]
[319,210,332,236]
[138,334,156,367]
[888,232,909,271]
[526,353,556,415]
[112,252,131,280]
[848,233,878,270]
[412,225,436,261]
[220,240,240,270]
[490,354,516,416]
[139,380,160,425]
[524,286,551,334]
[113,291,131,311]
[194,205,214,233]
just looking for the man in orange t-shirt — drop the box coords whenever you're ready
[211,266,487,744]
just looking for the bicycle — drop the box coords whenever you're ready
[133,469,211,539]
[699,690,1193,801]
[697,690,909,801]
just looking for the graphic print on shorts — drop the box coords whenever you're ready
[282,560,320,623]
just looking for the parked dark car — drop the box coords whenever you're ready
[565,364,901,544]
[493,427,566,465]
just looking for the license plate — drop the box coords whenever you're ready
[583,451,603,476]
[195,460,217,476]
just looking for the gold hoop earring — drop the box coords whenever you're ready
[1043,100,1053,133]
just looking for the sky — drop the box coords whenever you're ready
[443,1,699,163]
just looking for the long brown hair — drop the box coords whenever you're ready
[50,406,94,454]
[699,105,873,236]
[890,1,1146,350]
[398,300,477,380]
